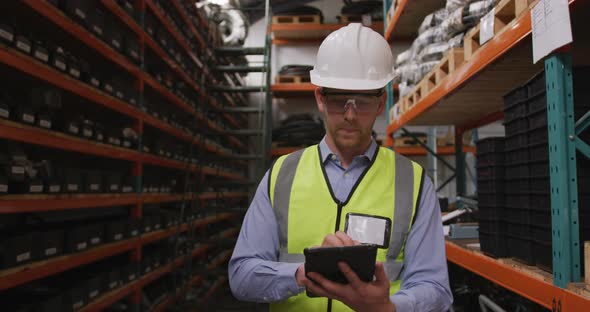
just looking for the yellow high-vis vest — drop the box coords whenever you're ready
[268,145,424,312]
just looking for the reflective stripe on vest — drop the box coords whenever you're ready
[269,145,423,312]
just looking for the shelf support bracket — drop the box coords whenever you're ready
[455,127,466,198]
[546,52,581,288]
[575,109,590,136]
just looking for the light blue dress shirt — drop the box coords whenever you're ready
[229,137,453,311]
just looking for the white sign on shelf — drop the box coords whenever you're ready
[362,14,372,26]
[531,0,573,63]
[480,8,495,45]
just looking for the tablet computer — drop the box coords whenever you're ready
[304,245,377,297]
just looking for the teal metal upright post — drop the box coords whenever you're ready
[545,53,581,288]
[383,0,394,127]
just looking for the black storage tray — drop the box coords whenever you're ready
[476,152,504,167]
[504,118,528,136]
[477,178,504,194]
[532,240,552,272]
[33,230,64,260]
[504,178,529,194]
[505,194,531,209]
[527,126,548,146]
[86,223,104,247]
[105,172,122,193]
[504,100,528,124]
[478,193,504,207]
[526,90,546,115]
[65,226,89,253]
[530,177,550,194]
[142,256,153,274]
[102,269,120,291]
[505,133,528,150]
[507,221,530,237]
[476,165,504,180]
[528,108,548,130]
[505,207,530,225]
[0,233,34,268]
[121,263,138,282]
[105,220,127,242]
[507,235,534,265]
[128,219,141,237]
[476,137,505,154]
[60,168,81,193]
[85,275,102,302]
[62,283,88,311]
[525,71,545,96]
[504,85,528,109]
[478,219,505,234]
[528,143,549,162]
[504,148,529,165]
[505,163,529,180]
[83,171,103,193]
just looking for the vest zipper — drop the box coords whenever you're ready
[334,201,343,232]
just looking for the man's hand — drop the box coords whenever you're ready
[322,231,358,247]
[304,261,395,312]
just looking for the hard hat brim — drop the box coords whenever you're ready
[310,70,393,90]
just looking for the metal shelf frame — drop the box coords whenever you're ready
[382,0,590,308]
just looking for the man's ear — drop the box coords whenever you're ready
[377,91,386,115]
[315,87,326,113]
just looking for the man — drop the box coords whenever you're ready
[229,23,452,311]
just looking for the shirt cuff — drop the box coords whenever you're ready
[276,262,306,296]
[391,293,415,312]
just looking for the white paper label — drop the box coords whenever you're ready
[0,108,8,118]
[97,134,104,141]
[109,281,117,289]
[105,84,113,93]
[480,8,495,46]
[55,60,66,71]
[12,166,25,174]
[91,237,100,244]
[49,185,60,192]
[145,266,151,272]
[154,224,160,229]
[112,40,121,48]
[531,0,573,63]
[69,125,79,133]
[69,68,80,78]
[114,139,121,145]
[114,233,122,240]
[34,51,49,62]
[16,41,31,53]
[77,242,87,250]
[89,290,98,298]
[116,91,123,98]
[131,230,138,236]
[91,78,100,86]
[361,14,372,26]
[131,50,139,59]
[123,141,131,148]
[30,185,42,193]
[123,186,132,192]
[110,184,119,191]
[75,8,86,19]
[68,184,79,191]
[39,119,51,128]
[130,98,136,105]
[90,184,99,191]
[145,226,151,232]
[83,129,92,137]
[129,274,136,280]
[17,252,30,262]
[93,26,103,35]
[0,29,13,41]
[0,185,7,192]
[45,248,57,256]
[22,113,34,123]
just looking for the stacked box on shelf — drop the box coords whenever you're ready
[476,137,507,258]
[520,68,590,272]
[502,84,534,264]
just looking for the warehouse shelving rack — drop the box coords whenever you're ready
[0,0,258,310]
[383,0,590,309]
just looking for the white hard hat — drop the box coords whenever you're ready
[310,23,394,90]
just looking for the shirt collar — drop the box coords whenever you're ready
[319,136,377,163]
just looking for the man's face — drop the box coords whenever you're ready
[315,88,385,151]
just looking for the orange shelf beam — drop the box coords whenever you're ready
[198,192,248,200]
[446,240,590,310]
[385,0,408,41]
[0,194,138,214]
[99,0,144,37]
[80,281,139,312]
[272,22,384,43]
[0,239,139,291]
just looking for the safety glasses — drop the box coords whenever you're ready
[320,89,384,114]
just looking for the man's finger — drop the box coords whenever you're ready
[322,234,343,247]
[307,272,347,298]
[338,261,363,290]
[374,262,390,287]
[335,231,355,246]
[303,279,332,299]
